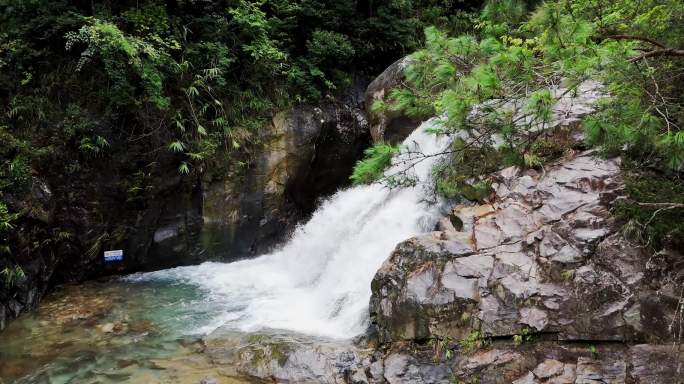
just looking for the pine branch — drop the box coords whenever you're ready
[605,34,666,49]
[630,48,684,62]
[601,35,684,62]
[614,197,684,209]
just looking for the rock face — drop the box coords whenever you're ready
[451,343,684,384]
[365,56,421,143]
[200,83,370,258]
[361,150,682,382]
[370,150,681,345]
[369,151,660,343]
[0,177,59,332]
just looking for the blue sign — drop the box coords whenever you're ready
[104,250,123,262]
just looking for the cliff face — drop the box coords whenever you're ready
[365,150,682,383]
[200,83,370,258]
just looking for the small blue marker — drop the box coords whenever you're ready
[104,250,123,262]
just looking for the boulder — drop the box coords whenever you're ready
[383,352,452,384]
[365,56,421,143]
[447,342,684,384]
[370,151,676,344]
[203,329,371,383]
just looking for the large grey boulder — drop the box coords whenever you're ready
[370,151,675,344]
[365,56,421,143]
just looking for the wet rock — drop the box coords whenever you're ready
[201,83,370,259]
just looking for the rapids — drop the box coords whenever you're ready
[127,117,451,339]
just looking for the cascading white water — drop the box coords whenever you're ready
[129,118,452,339]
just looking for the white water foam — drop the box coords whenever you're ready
[129,118,452,339]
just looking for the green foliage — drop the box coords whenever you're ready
[427,335,455,362]
[351,144,400,185]
[0,265,24,289]
[433,140,500,201]
[65,18,173,109]
[306,30,355,66]
[560,269,575,282]
[614,174,684,251]
[459,330,488,353]
[0,202,17,257]
[376,0,683,205]
[590,344,599,357]
[0,0,485,193]
[512,327,533,345]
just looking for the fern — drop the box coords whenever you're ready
[178,161,190,175]
[168,141,186,153]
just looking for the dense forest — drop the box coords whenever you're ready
[0,0,481,288]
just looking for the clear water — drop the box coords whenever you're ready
[0,119,450,383]
[0,279,253,383]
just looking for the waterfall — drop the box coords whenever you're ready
[130,118,452,339]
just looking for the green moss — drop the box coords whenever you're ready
[245,334,291,367]
[269,343,291,367]
[449,214,464,231]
